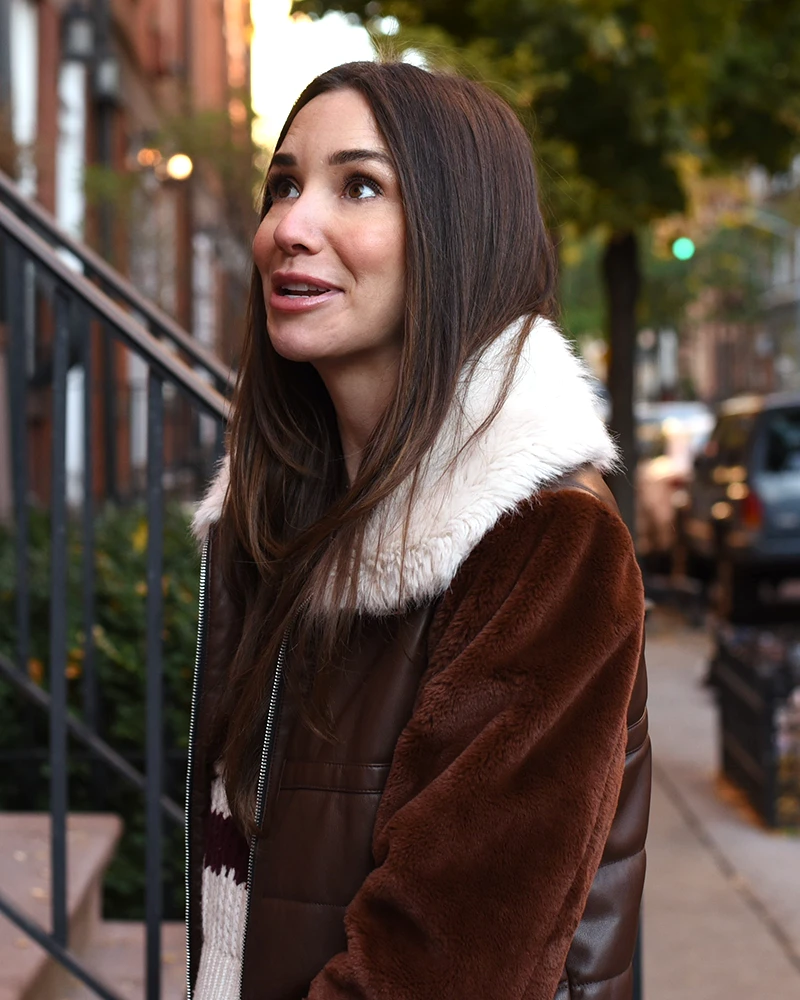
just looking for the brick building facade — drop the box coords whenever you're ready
[1,0,252,507]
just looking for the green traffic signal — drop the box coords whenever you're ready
[672,237,696,261]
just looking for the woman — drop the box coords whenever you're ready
[188,61,649,1000]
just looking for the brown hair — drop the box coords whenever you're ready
[213,60,557,833]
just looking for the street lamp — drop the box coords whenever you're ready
[61,2,95,63]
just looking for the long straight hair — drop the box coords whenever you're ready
[212,61,557,833]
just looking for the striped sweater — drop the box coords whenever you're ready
[194,769,249,1000]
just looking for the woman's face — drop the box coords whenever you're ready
[253,89,406,372]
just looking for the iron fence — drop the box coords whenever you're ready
[0,180,228,1000]
[711,622,800,828]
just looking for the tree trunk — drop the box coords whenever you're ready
[602,230,640,534]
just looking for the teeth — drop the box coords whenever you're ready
[281,282,328,293]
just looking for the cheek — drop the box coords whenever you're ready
[350,223,406,294]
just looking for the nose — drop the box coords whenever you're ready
[270,191,325,257]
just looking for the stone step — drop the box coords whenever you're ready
[0,813,123,1000]
[59,921,186,1000]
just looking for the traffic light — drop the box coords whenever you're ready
[671,237,696,261]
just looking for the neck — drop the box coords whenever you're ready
[314,348,401,484]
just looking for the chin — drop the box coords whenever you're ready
[266,313,401,370]
[266,321,337,365]
[269,339,323,365]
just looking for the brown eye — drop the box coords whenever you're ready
[271,178,299,200]
[344,178,379,200]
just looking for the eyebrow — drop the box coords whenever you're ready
[270,148,394,169]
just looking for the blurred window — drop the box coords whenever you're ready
[763,409,800,473]
[712,415,755,466]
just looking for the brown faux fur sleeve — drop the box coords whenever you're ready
[306,488,645,1000]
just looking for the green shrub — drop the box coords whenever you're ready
[0,502,200,919]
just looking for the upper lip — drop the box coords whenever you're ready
[271,271,341,293]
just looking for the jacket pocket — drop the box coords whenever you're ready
[259,760,391,906]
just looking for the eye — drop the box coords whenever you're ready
[269,176,300,201]
[344,176,381,200]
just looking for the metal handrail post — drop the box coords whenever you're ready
[49,289,71,946]
[145,370,166,1000]
[3,236,30,674]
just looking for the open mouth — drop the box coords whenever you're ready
[278,282,333,298]
[269,277,341,313]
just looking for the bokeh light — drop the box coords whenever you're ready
[672,237,696,261]
[165,154,194,181]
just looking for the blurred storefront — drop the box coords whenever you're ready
[681,294,777,402]
[757,160,800,393]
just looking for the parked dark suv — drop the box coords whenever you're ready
[680,392,800,621]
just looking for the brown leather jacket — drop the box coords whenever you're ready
[186,467,650,1000]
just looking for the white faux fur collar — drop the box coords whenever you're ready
[192,317,616,615]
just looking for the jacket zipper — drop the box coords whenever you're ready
[237,623,292,1000]
[185,536,210,1000]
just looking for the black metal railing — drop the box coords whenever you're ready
[0,194,228,999]
[0,169,234,396]
[710,622,800,828]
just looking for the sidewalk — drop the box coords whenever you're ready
[643,611,800,999]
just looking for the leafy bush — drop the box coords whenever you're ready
[0,502,200,919]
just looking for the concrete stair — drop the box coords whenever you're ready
[0,814,186,1000]
[60,923,186,1000]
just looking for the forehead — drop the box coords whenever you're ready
[276,89,387,159]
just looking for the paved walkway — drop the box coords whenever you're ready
[643,611,800,999]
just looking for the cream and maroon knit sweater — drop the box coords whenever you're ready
[194,770,249,999]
